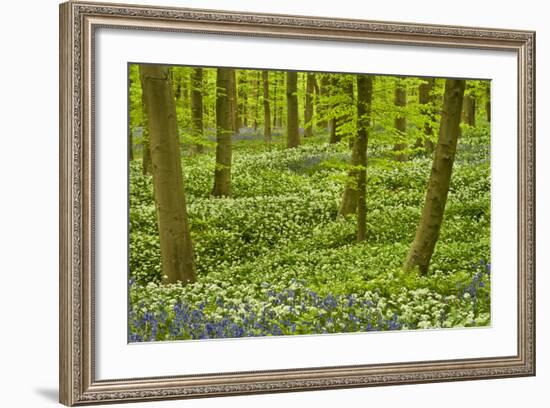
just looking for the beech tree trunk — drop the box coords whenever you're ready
[393,83,408,161]
[231,70,239,134]
[329,76,342,144]
[417,78,435,152]
[404,79,466,274]
[462,94,475,126]
[262,71,272,145]
[286,71,300,148]
[304,73,315,138]
[318,75,330,129]
[339,75,373,228]
[139,64,196,284]
[190,68,204,153]
[212,68,234,197]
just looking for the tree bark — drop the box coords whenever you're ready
[318,75,330,129]
[139,64,196,284]
[230,70,239,134]
[339,75,373,226]
[404,79,466,274]
[462,94,476,126]
[262,70,272,145]
[304,73,315,138]
[286,71,300,148]
[329,76,342,144]
[417,78,435,152]
[355,75,372,242]
[393,83,408,161]
[212,68,234,197]
[190,68,204,153]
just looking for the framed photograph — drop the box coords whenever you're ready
[59,1,535,405]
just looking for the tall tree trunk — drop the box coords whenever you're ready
[417,78,435,152]
[304,73,315,138]
[212,68,234,197]
[139,64,196,284]
[462,94,475,126]
[393,83,408,161]
[345,77,355,149]
[404,79,466,274]
[329,76,342,144]
[272,75,278,129]
[339,75,373,223]
[230,70,239,134]
[355,75,372,242]
[286,71,300,148]
[190,68,204,153]
[318,75,330,129]
[253,71,261,131]
[262,70,272,145]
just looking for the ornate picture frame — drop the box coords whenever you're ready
[59,1,535,405]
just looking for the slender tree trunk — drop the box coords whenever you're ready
[253,71,261,131]
[418,78,435,152]
[230,70,239,134]
[262,71,272,145]
[272,76,278,129]
[304,73,315,138]
[462,94,475,126]
[355,75,372,242]
[286,71,300,148]
[393,83,408,161]
[345,77,355,149]
[212,68,234,197]
[404,79,466,274]
[139,64,196,284]
[190,68,204,153]
[339,75,373,223]
[277,73,284,128]
[329,76,342,144]
[319,75,330,129]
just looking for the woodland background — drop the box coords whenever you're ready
[128,64,491,341]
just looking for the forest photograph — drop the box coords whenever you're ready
[128,63,491,342]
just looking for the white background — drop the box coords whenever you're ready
[0,0,545,407]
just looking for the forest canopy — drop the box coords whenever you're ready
[128,64,491,342]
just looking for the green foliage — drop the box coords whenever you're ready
[129,122,491,339]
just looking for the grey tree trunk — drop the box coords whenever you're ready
[462,94,476,126]
[139,64,196,284]
[286,71,300,148]
[212,68,234,197]
[339,75,373,225]
[262,71,272,145]
[417,78,435,152]
[404,79,466,274]
[318,75,330,129]
[230,70,239,134]
[329,76,342,144]
[190,68,204,153]
[304,73,315,138]
[393,83,408,161]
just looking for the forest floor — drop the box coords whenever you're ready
[128,126,491,342]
